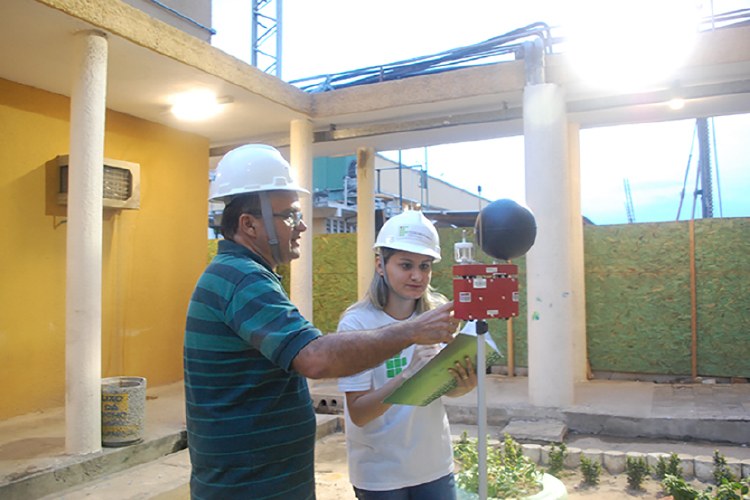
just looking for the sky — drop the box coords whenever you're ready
[212,0,750,225]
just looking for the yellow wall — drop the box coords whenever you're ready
[0,78,209,419]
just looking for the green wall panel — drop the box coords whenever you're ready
[312,234,358,334]
[694,218,750,377]
[207,239,218,262]
[208,216,749,378]
[584,222,693,374]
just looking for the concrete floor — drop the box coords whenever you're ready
[2,376,749,499]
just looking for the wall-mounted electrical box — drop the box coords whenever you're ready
[56,155,141,210]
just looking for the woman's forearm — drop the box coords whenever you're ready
[345,373,406,427]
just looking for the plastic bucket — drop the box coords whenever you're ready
[101,376,147,447]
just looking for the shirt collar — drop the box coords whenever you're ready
[218,239,279,277]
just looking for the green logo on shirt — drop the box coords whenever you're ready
[385,355,408,378]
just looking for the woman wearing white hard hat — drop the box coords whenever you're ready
[337,210,477,500]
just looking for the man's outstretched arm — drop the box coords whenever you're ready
[292,301,457,379]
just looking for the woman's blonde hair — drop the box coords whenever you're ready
[343,247,447,317]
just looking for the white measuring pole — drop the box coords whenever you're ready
[476,320,489,500]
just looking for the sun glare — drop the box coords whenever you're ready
[563,0,700,91]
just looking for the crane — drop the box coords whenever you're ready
[624,178,635,223]
[676,117,723,220]
[251,0,283,77]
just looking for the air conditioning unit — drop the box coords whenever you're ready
[56,155,140,210]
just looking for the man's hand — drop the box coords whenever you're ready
[405,301,459,345]
[401,344,440,379]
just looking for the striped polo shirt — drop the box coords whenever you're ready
[184,239,322,499]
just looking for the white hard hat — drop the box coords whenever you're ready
[374,210,441,262]
[209,144,309,203]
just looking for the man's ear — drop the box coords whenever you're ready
[239,213,257,237]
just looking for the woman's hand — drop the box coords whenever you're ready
[446,356,477,397]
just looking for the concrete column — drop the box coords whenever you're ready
[66,30,108,455]
[289,119,314,320]
[567,123,589,382]
[524,83,575,407]
[356,148,376,300]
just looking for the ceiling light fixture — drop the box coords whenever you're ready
[668,97,685,110]
[170,89,232,121]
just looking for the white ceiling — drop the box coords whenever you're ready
[3,0,750,160]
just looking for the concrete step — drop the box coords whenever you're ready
[1,433,187,500]
[1,415,343,500]
[39,449,191,500]
[501,419,568,444]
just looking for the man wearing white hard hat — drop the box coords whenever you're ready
[184,145,459,499]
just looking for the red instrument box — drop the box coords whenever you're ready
[452,263,519,320]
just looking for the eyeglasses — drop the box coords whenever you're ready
[245,210,304,228]
[273,210,304,228]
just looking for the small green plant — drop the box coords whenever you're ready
[453,432,478,472]
[662,472,750,500]
[500,432,524,465]
[711,476,750,500]
[625,455,650,491]
[453,433,542,499]
[655,452,683,480]
[579,456,601,487]
[712,450,736,485]
[662,474,711,500]
[546,442,567,477]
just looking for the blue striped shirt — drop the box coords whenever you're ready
[184,239,322,499]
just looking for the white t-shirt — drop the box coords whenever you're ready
[337,302,454,491]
